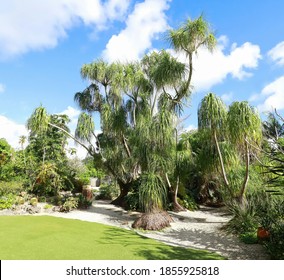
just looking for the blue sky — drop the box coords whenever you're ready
[0,0,284,155]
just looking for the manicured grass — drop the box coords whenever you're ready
[0,216,225,260]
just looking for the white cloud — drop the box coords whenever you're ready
[58,105,81,127]
[268,41,284,66]
[0,83,5,93]
[104,0,130,21]
[0,115,28,149]
[0,0,130,58]
[183,124,197,132]
[221,92,234,103]
[102,0,170,62]
[189,37,262,92]
[257,76,284,112]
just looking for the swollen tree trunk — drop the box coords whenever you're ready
[238,141,250,203]
[132,210,173,230]
[111,180,131,207]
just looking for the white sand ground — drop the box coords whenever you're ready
[33,200,270,260]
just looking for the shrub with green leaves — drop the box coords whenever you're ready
[125,192,140,211]
[265,221,284,259]
[30,197,38,206]
[239,232,258,244]
[44,204,53,210]
[226,198,258,234]
[0,181,23,196]
[15,196,25,205]
[77,194,92,209]
[96,183,119,200]
[0,193,16,210]
[60,197,78,212]
[177,195,199,211]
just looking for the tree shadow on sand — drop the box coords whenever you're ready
[141,227,269,260]
[98,226,224,260]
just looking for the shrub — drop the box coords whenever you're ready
[38,196,46,203]
[226,199,258,235]
[96,183,119,200]
[0,181,23,196]
[44,204,53,209]
[265,222,284,259]
[30,197,38,206]
[48,195,64,206]
[15,196,25,205]
[77,194,92,209]
[60,197,78,212]
[239,232,258,244]
[0,193,16,210]
[177,195,199,211]
[125,192,140,211]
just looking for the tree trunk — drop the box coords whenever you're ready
[214,131,230,188]
[111,180,131,207]
[238,141,250,203]
[170,190,186,212]
[165,173,185,212]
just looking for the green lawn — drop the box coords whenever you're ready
[0,216,225,260]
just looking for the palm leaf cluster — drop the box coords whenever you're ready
[197,93,262,202]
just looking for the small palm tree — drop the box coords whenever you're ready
[198,93,229,188]
[227,101,262,202]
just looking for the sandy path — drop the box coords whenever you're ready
[36,200,269,260]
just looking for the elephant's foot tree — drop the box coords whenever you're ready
[198,93,231,194]
[198,94,262,204]
[227,101,262,203]
[75,16,216,227]
[132,172,173,230]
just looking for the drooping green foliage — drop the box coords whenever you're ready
[198,93,227,133]
[168,15,216,55]
[227,101,262,150]
[27,106,50,134]
[75,113,95,143]
[139,172,167,213]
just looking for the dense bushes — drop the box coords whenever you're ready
[225,191,284,259]
[95,182,119,200]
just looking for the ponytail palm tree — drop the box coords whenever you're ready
[227,101,262,202]
[198,93,229,188]
[167,15,216,104]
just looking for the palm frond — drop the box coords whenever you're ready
[27,106,50,134]
[75,113,94,143]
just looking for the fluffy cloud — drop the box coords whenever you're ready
[0,0,130,58]
[58,105,81,127]
[221,92,234,103]
[190,37,262,92]
[257,76,284,112]
[268,41,284,66]
[102,0,170,62]
[0,115,28,149]
[250,42,284,112]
